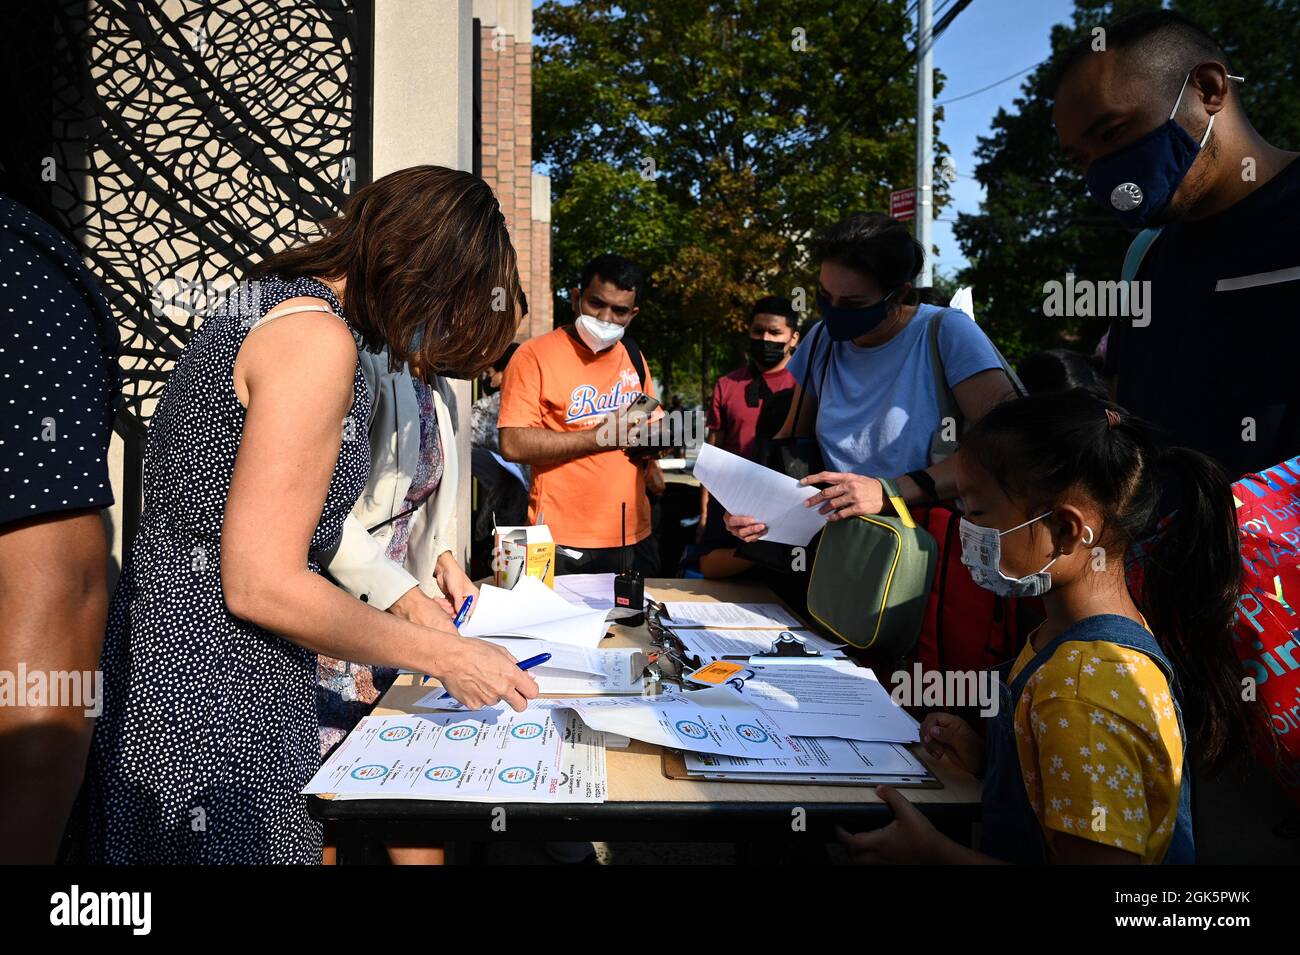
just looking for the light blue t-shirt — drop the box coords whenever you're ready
[785,304,1004,477]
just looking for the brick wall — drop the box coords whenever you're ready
[478,18,550,340]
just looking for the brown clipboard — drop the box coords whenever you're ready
[661,749,944,789]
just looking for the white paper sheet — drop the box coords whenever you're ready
[410,686,800,758]
[725,660,919,743]
[676,627,843,661]
[412,676,912,753]
[554,573,644,621]
[550,688,799,758]
[692,442,827,546]
[553,573,617,611]
[430,638,644,696]
[684,738,925,776]
[663,601,806,629]
[303,710,606,803]
[458,575,610,648]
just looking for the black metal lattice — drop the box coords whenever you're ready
[45,0,372,435]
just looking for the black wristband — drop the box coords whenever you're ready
[906,468,939,503]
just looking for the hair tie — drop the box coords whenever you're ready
[1105,408,1121,429]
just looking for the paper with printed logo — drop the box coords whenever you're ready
[304,710,606,803]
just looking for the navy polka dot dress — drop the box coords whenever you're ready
[0,194,119,525]
[82,273,370,864]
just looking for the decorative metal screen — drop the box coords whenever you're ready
[46,0,372,435]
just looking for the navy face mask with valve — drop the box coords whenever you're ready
[1085,70,1217,228]
[817,287,898,342]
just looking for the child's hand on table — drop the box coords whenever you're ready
[920,711,985,777]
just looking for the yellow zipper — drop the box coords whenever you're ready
[809,516,903,648]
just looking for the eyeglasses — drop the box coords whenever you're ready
[643,599,704,686]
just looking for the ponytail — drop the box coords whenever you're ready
[1136,446,1258,770]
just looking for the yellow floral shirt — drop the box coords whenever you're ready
[1009,631,1184,864]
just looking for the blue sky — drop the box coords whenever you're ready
[530,0,1077,276]
[929,0,1075,276]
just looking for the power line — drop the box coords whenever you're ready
[936,60,1043,107]
[877,0,973,90]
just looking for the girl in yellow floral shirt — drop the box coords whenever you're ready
[838,390,1261,864]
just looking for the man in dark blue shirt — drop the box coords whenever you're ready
[1053,10,1300,479]
[0,192,120,862]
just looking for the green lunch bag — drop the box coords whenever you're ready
[807,478,939,656]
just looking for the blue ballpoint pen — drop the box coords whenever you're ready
[436,652,552,703]
[452,595,474,628]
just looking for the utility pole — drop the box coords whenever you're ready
[915,0,934,286]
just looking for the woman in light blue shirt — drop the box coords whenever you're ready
[726,212,1018,539]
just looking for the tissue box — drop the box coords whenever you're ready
[493,524,556,589]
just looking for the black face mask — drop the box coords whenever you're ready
[749,337,788,369]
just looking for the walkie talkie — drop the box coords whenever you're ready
[613,501,645,626]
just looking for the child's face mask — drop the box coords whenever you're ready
[958,512,1094,598]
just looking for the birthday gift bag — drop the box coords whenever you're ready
[1231,459,1300,804]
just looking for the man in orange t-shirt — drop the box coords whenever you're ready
[498,254,660,575]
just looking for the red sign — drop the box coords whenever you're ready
[890,187,916,221]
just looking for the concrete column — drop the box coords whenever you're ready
[372,0,476,565]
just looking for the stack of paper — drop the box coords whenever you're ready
[460,575,609,648]
[662,601,805,629]
[683,739,928,783]
[675,628,843,662]
[721,660,918,742]
[479,637,644,695]
[303,710,606,803]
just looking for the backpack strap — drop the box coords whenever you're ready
[928,311,962,432]
[622,334,648,391]
[1121,227,1163,283]
[789,320,830,439]
[928,308,1027,430]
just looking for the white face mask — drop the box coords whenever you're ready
[575,312,625,352]
[958,512,1094,598]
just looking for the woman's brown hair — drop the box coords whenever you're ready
[250,165,520,377]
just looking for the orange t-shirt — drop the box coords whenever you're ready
[497,327,655,548]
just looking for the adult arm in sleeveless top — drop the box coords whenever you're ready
[222,302,537,711]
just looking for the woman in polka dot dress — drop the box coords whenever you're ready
[80,166,539,864]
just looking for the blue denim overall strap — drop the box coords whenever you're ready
[979,614,1195,864]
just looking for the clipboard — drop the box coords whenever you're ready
[660,750,943,789]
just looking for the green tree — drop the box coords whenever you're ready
[955,0,1300,363]
[535,0,951,400]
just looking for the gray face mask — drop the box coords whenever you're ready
[957,512,1094,598]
